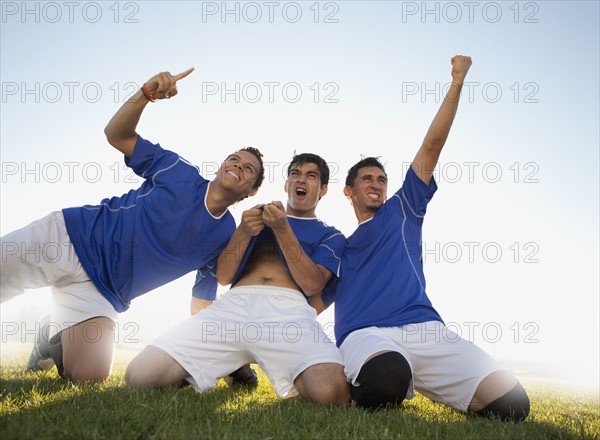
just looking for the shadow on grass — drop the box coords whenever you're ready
[1,370,596,440]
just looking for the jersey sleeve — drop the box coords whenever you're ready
[319,277,338,309]
[314,230,346,278]
[392,166,437,221]
[191,264,218,300]
[124,135,203,184]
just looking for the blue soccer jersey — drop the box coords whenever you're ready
[225,216,345,299]
[334,166,443,346]
[62,135,235,312]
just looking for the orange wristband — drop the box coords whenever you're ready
[141,84,156,102]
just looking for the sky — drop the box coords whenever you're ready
[1,1,599,389]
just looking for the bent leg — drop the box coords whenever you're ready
[294,362,350,405]
[60,316,115,382]
[0,212,66,302]
[125,346,189,388]
[471,371,530,421]
[351,351,412,410]
[405,321,527,420]
[127,296,252,391]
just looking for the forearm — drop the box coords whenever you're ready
[421,79,464,153]
[104,89,149,158]
[413,56,472,184]
[216,227,253,285]
[272,226,328,296]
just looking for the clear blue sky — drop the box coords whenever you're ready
[1,1,598,387]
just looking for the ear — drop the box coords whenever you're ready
[318,184,328,200]
[343,186,352,199]
[248,187,259,198]
[284,180,289,194]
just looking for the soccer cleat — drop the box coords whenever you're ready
[226,364,259,387]
[26,338,54,372]
[26,314,54,372]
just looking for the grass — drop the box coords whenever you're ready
[1,350,598,440]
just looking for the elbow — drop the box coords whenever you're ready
[104,125,113,144]
[301,281,325,297]
[216,273,233,286]
[104,124,119,148]
[422,138,444,153]
[299,269,330,297]
[104,124,136,150]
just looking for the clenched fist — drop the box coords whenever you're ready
[450,55,472,83]
[262,201,288,231]
[240,204,265,237]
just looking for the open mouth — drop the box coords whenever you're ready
[295,187,307,199]
[226,171,240,182]
[367,193,380,201]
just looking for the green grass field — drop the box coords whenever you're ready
[1,349,598,440]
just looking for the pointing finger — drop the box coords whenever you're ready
[174,67,195,81]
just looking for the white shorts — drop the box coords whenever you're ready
[340,322,507,411]
[1,211,117,338]
[150,285,344,398]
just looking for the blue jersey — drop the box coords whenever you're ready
[334,167,443,346]
[62,135,235,312]
[227,216,345,299]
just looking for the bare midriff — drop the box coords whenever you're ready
[232,232,301,293]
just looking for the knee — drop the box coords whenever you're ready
[124,356,156,388]
[125,348,186,388]
[351,352,412,410]
[295,363,350,405]
[321,373,351,406]
[64,362,111,383]
[475,381,530,422]
[124,362,144,387]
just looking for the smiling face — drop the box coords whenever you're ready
[284,162,328,217]
[344,165,388,222]
[217,150,262,200]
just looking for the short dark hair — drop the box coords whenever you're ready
[239,146,265,189]
[287,153,330,186]
[345,157,386,186]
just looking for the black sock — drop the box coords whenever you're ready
[475,381,530,422]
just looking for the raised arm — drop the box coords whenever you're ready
[263,202,333,296]
[216,205,265,285]
[104,68,194,158]
[412,55,472,184]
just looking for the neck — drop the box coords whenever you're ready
[206,181,238,217]
[286,203,316,218]
[355,209,376,224]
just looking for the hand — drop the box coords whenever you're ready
[450,55,472,83]
[262,201,288,231]
[240,204,265,237]
[144,67,194,100]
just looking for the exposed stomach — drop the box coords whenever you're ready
[233,241,302,292]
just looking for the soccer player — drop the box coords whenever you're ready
[334,56,530,421]
[125,153,350,405]
[0,69,264,383]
